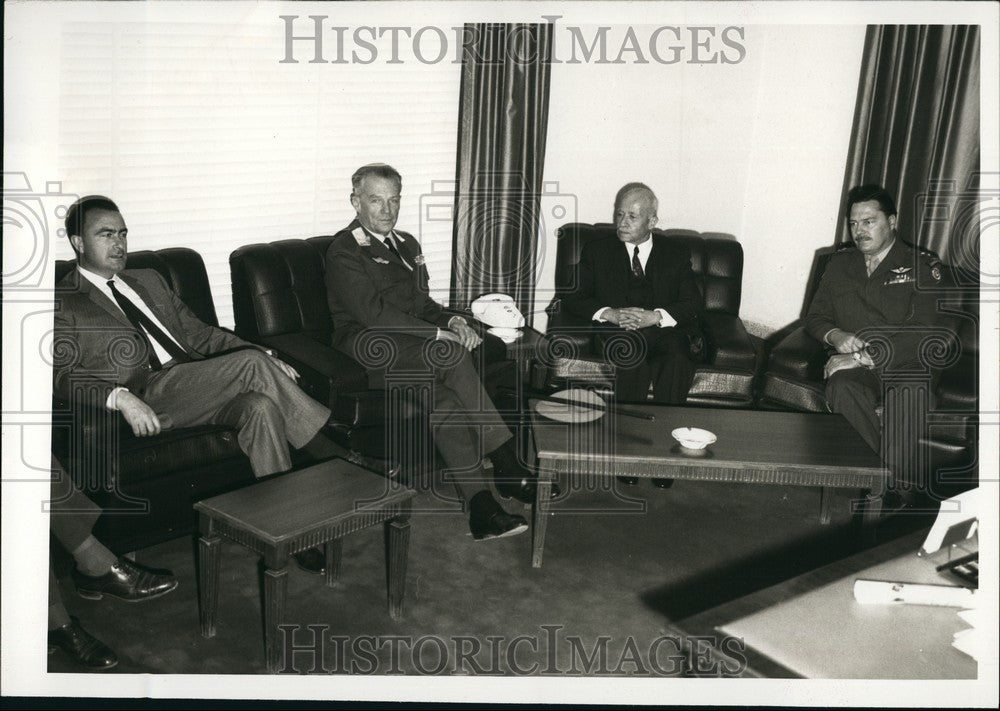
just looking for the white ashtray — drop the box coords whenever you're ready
[671,427,717,451]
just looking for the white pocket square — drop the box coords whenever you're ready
[372,257,390,265]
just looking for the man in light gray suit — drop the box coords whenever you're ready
[53,196,341,479]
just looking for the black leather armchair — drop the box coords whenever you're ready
[230,237,389,457]
[52,248,257,553]
[542,223,761,408]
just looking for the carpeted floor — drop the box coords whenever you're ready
[47,475,932,676]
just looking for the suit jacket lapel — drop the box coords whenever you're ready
[881,239,909,272]
[73,268,132,328]
[118,272,193,352]
[356,223,409,271]
[610,242,629,294]
[647,238,660,277]
[368,230,398,264]
[390,231,417,272]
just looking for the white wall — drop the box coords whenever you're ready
[538,24,866,334]
[4,3,461,329]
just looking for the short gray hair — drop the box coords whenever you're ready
[614,182,658,215]
[351,163,402,194]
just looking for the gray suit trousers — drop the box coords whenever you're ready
[49,455,102,628]
[370,335,513,498]
[140,350,330,478]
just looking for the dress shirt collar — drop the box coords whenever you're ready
[626,234,654,266]
[360,223,398,246]
[864,237,895,272]
[77,264,121,291]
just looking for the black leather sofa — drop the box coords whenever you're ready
[541,223,762,408]
[52,248,258,553]
[759,252,979,496]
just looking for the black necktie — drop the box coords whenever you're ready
[107,281,191,369]
[631,245,645,279]
[383,235,412,270]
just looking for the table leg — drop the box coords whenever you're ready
[198,530,221,639]
[532,476,552,568]
[819,487,832,525]
[386,518,410,621]
[263,565,288,674]
[325,539,343,588]
[861,491,883,527]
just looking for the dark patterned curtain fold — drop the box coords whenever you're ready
[450,23,553,321]
[840,25,980,282]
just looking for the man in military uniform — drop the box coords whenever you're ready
[805,184,945,496]
[324,163,559,542]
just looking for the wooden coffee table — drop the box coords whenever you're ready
[194,458,415,672]
[530,405,886,568]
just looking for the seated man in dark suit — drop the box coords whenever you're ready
[561,182,702,488]
[48,456,177,670]
[53,196,346,481]
[805,184,947,505]
[324,163,558,541]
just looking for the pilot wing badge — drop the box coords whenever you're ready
[885,266,914,285]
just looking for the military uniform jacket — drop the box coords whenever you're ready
[561,234,702,326]
[325,219,455,357]
[804,238,945,372]
[53,267,250,406]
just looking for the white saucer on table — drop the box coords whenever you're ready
[533,388,606,423]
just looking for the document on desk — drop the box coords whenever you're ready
[853,579,978,608]
[719,547,977,678]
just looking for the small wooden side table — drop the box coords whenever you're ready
[194,458,415,673]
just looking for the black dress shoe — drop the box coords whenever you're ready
[293,547,326,574]
[617,476,639,486]
[48,617,118,670]
[73,557,178,603]
[652,478,674,489]
[469,492,528,541]
[495,477,562,504]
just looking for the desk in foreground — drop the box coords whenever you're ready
[531,405,887,568]
[678,530,977,678]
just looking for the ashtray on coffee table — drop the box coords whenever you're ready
[530,404,886,568]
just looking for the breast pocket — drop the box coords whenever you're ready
[879,283,914,323]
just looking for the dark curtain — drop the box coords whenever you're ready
[449,23,553,321]
[840,25,980,281]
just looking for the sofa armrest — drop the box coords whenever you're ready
[766,325,828,382]
[51,396,122,490]
[701,312,757,373]
[544,305,596,350]
[257,333,370,404]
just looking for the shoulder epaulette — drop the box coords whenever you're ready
[835,242,855,252]
[913,246,944,281]
[917,247,942,266]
